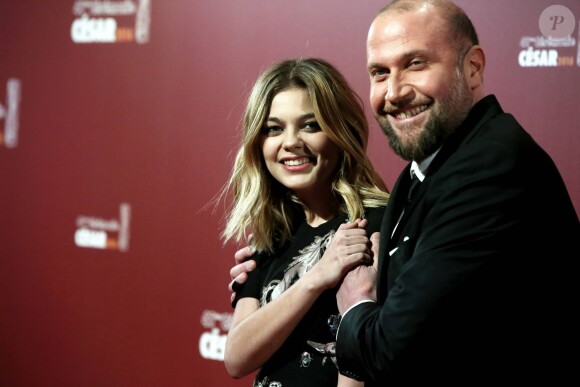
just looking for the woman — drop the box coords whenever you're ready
[221,58,389,386]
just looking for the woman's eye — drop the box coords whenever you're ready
[263,125,283,136]
[303,121,321,131]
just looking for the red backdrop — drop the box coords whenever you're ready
[1,1,578,385]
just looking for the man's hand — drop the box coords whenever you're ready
[228,243,257,303]
[337,232,380,314]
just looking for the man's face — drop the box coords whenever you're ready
[366,6,473,162]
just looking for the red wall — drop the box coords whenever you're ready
[1,1,578,385]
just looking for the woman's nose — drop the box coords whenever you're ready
[282,128,302,149]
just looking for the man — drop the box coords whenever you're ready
[230,0,579,384]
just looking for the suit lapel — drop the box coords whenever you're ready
[377,164,411,300]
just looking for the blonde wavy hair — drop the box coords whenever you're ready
[222,58,389,253]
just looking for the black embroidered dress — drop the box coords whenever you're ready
[232,206,385,387]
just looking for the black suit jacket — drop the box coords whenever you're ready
[337,95,579,385]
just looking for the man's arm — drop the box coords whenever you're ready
[337,232,380,315]
[335,232,380,382]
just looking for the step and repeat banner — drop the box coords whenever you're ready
[1,1,578,385]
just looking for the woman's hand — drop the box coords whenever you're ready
[305,219,371,290]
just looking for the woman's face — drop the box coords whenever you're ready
[261,87,340,200]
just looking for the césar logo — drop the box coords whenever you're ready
[0,78,21,149]
[74,203,131,252]
[199,310,232,361]
[70,0,151,44]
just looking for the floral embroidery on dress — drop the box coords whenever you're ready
[261,230,334,305]
[327,314,341,336]
[254,376,282,387]
[300,351,312,367]
[306,340,338,368]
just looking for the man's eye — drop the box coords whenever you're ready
[409,60,426,68]
[371,69,388,81]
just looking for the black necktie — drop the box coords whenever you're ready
[407,171,420,203]
[392,171,421,240]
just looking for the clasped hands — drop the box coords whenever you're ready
[228,219,381,314]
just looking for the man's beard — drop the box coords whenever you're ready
[378,69,473,162]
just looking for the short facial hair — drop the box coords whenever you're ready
[378,67,474,162]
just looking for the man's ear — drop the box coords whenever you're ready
[464,45,485,91]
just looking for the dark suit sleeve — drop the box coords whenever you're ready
[336,115,579,382]
[363,206,386,235]
[231,252,264,308]
[336,302,382,381]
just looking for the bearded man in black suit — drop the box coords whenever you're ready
[334,0,579,384]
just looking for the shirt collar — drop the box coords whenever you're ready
[410,148,441,182]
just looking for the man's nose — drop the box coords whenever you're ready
[386,73,412,105]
